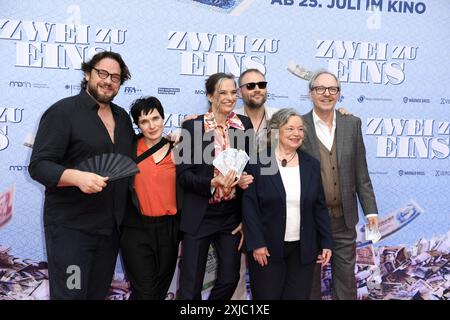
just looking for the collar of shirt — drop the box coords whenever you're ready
[204,110,245,133]
[312,109,337,151]
[242,108,269,134]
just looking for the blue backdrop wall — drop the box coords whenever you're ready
[0,0,449,300]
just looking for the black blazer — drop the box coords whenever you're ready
[176,114,253,235]
[242,149,333,264]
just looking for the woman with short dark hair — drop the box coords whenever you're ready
[121,96,180,300]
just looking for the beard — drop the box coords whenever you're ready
[246,94,267,110]
[87,82,117,104]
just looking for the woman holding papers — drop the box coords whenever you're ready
[120,96,181,300]
[242,108,333,299]
[176,72,254,300]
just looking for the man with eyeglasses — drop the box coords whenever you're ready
[302,70,378,300]
[29,51,135,299]
[233,68,355,299]
[235,69,349,150]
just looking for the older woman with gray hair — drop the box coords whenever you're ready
[242,108,333,299]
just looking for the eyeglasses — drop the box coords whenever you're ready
[239,81,268,90]
[93,68,121,83]
[312,86,340,95]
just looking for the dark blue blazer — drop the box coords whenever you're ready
[176,114,253,235]
[242,149,333,264]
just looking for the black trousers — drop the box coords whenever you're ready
[120,215,180,300]
[178,201,241,300]
[248,241,315,300]
[44,224,119,300]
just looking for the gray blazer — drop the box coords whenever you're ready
[302,110,378,229]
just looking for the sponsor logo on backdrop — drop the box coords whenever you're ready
[398,170,425,176]
[357,95,392,103]
[0,18,127,69]
[403,97,431,104]
[435,170,450,177]
[168,31,279,76]
[158,87,180,95]
[123,86,143,95]
[9,80,49,89]
[0,107,24,151]
[369,171,388,175]
[8,81,30,88]
[32,83,49,89]
[65,84,81,95]
[193,88,288,101]
[315,40,419,85]
[265,92,288,101]
[8,165,28,172]
[195,89,206,95]
[440,98,450,105]
[366,118,450,159]
[299,94,310,102]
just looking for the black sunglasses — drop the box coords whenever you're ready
[239,81,268,90]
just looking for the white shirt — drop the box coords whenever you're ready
[278,165,301,241]
[235,106,278,150]
[234,106,278,122]
[312,109,336,151]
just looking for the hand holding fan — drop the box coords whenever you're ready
[75,153,140,181]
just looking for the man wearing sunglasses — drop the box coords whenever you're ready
[235,68,278,151]
[302,70,378,300]
[29,51,135,299]
[182,68,276,152]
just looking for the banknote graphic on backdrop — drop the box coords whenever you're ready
[319,201,450,300]
[0,185,15,229]
[178,0,256,15]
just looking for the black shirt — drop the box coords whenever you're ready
[29,90,134,234]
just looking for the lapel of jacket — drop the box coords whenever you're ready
[228,126,237,149]
[303,111,321,161]
[298,150,311,210]
[200,115,213,149]
[335,111,345,165]
[199,115,215,177]
[266,154,286,202]
[228,114,249,150]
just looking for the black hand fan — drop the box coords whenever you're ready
[75,153,140,182]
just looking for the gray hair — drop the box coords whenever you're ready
[308,69,340,91]
[267,108,305,148]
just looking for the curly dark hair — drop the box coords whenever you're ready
[80,51,131,89]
